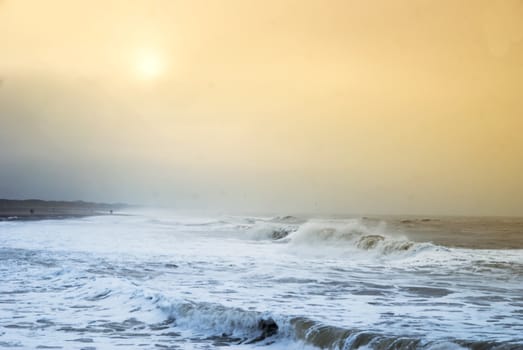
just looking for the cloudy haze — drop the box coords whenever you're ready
[1,0,522,215]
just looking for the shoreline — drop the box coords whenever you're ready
[0,212,111,222]
[0,199,126,222]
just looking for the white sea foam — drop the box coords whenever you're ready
[282,219,448,262]
[1,213,522,349]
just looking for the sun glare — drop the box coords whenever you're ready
[135,51,164,80]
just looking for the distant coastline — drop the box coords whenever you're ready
[0,199,127,221]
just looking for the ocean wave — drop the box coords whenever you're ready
[149,295,520,350]
[289,317,519,350]
[269,215,305,224]
[239,218,446,258]
[285,220,446,258]
[243,222,299,240]
[152,296,281,344]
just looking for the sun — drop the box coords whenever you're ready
[134,51,165,80]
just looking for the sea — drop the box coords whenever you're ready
[1,212,522,350]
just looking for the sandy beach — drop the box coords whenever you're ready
[0,199,125,221]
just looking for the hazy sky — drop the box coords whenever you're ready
[1,0,522,215]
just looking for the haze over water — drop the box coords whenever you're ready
[1,0,523,215]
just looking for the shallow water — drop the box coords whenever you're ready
[0,213,522,349]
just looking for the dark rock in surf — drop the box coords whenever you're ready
[243,318,279,344]
[259,318,278,337]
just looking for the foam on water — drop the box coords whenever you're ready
[285,219,448,258]
[1,213,522,349]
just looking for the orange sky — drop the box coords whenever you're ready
[1,0,522,215]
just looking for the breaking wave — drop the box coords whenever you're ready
[144,294,518,350]
[243,219,447,257]
[287,220,448,257]
[244,222,299,240]
[289,317,519,350]
[134,292,283,345]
